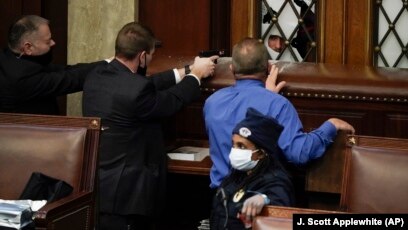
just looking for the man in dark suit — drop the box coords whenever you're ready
[82,22,217,230]
[0,15,103,115]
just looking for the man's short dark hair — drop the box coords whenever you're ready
[8,15,49,50]
[115,22,157,60]
[232,37,269,75]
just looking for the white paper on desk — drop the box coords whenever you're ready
[0,201,31,229]
[167,146,209,161]
[0,199,47,229]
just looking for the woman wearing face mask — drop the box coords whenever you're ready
[210,107,295,230]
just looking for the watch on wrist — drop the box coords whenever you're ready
[261,194,270,205]
[184,65,191,75]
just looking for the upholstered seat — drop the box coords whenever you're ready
[340,135,408,213]
[0,113,100,230]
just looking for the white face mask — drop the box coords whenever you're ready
[229,148,259,171]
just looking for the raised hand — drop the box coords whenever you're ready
[266,64,286,93]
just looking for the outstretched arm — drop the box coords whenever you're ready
[176,55,218,81]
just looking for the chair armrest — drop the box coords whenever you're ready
[33,191,94,229]
[252,216,292,230]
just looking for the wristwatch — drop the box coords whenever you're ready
[261,194,270,205]
[184,65,191,75]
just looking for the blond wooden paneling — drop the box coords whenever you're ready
[320,0,346,63]
[230,0,257,47]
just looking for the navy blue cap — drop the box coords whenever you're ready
[232,108,284,156]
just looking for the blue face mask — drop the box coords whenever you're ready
[229,148,259,171]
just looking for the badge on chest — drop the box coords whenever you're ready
[233,189,245,202]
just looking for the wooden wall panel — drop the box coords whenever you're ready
[289,98,403,137]
[0,0,23,48]
[296,108,366,134]
[230,0,247,47]
[210,0,231,55]
[320,0,346,64]
[139,0,211,56]
[230,0,257,49]
[42,0,68,65]
[345,0,373,65]
[385,114,408,138]
[22,0,42,15]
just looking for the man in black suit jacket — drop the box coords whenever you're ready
[0,15,103,115]
[82,22,217,230]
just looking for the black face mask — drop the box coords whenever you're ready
[137,54,147,76]
[20,48,53,66]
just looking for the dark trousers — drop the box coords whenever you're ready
[99,213,154,230]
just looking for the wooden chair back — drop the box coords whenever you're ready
[340,135,408,213]
[0,113,101,230]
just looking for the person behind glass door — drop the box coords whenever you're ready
[264,0,315,60]
[267,35,286,53]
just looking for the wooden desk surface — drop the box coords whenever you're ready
[166,140,211,175]
[167,156,211,175]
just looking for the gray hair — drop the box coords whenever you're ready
[232,37,269,75]
[8,15,49,50]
